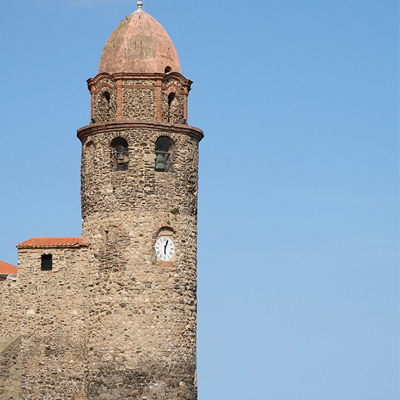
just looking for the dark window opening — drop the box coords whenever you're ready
[168,92,175,107]
[168,93,176,122]
[111,137,129,171]
[155,136,173,172]
[165,66,172,73]
[41,254,53,271]
[103,91,111,103]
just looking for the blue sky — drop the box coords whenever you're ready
[0,1,398,399]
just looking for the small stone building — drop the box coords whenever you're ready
[0,3,203,399]
[0,260,17,281]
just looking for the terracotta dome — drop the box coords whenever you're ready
[98,7,181,75]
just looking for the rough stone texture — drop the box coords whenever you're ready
[19,247,89,399]
[162,78,185,92]
[93,77,116,91]
[0,276,21,400]
[161,77,186,124]
[123,80,156,87]
[0,278,22,344]
[1,247,90,399]
[90,74,190,126]
[122,88,156,121]
[0,336,21,400]
[161,92,185,124]
[81,129,198,217]
[94,86,117,122]
[79,120,199,398]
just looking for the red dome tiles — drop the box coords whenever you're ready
[98,8,181,75]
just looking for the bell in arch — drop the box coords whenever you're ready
[111,138,129,171]
[155,136,173,172]
[155,153,166,171]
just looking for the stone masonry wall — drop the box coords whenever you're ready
[91,76,189,125]
[123,80,156,87]
[0,277,22,344]
[163,78,185,92]
[81,128,199,218]
[13,247,89,399]
[0,335,21,400]
[161,77,186,124]
[0,277,22,399]
[122,88,156,121]
[161,92,185,124]
[94,87,117,123]
[80,125,199,399]
[83,211,198,399]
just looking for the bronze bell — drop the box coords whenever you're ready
[155,154,166,171]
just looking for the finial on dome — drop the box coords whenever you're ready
[137,1,143,10]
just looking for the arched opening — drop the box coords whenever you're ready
[111,137,129,171]
[155,136,173,172]
[97,89,113,122]
[164,66,172,73]
[168,92,176,122]
[103,91,111,103]
[168,92,175,107]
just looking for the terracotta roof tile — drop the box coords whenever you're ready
[17,237,90,249]
[0,260,18,275]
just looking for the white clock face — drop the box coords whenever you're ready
[155,237,175,261]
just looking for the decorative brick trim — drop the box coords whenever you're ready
[151,131,180,144]
[78,121,204,142]
[87,72,192,92]
[184,86,189,122]
[122,85,157,90]
[91,82,117,95]
[117,80,123,120]
[162,72,193,90]
[107,131,131,147]
[157,261,174,268]
[155,78,162,122]
[155,225,177,236]
[165,83,186,96]
[91,90,95,121]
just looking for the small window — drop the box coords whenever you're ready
[103,91,111,103]
[167,93,176,123]
[168,92,175,106]
[155,136,173,172]
[111,137,129,171]
[41,254,53,271]
[165,66,172,73]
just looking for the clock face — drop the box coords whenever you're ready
[155,237,175,261]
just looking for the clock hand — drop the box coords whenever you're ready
[164,239,169,255]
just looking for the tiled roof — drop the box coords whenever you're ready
[17,237,90,249]
[0,260,18,275]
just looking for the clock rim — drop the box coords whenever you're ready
[155,236,175,261]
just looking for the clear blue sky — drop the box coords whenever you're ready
[0,1,398,399]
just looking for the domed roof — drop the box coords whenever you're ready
[98,6,181,75]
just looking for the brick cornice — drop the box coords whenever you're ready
[77,121,204,142]
[87,72,192,91]
[90,82,117,94]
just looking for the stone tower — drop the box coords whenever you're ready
[78,2,203,398]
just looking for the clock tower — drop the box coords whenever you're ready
[78,2,203,398]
